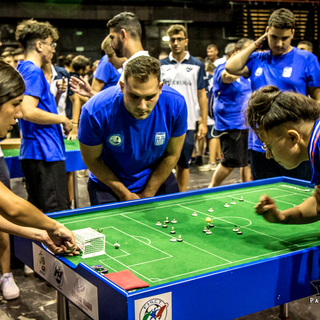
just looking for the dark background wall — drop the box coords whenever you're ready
[0,1,319,64]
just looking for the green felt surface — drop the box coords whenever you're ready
[2,139,80,157]
[58,182,320,288]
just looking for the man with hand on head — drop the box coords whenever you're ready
[78,56,187,205]
[225,8,320,181]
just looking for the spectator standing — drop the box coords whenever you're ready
[160,24,208,192]
[225,8,320,181]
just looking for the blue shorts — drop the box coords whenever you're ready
[177,130,195,169]
[206,125,215,139]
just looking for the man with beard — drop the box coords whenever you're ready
[107,12,149,82]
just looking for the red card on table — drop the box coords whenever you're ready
[104,270,149,290]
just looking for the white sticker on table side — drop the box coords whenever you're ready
[32,243,99,320]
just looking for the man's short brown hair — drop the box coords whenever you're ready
[207,44,218,51]
[268,8,295,29]
[72,55,90,73]
[167,25,188,38]
[124,56,160,83]
[15,19,59,49]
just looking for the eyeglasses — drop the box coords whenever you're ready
[50,42,57,49]
[170,37,186,43]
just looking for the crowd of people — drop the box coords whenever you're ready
[0,7,320,304]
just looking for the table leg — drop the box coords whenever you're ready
[279,303,289,320]
[57,291,70,320]
[72,171,79,209]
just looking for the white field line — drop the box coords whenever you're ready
[121,215,231,263]
[61,187,283,225]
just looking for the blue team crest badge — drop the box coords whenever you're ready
[255,67,263,77]
[108,134,123,146]
[154,132,166,146]
[282,67,292,78]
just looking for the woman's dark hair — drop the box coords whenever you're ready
[246,85,320,136]
[0,61,25,106]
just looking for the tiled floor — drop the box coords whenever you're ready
[1,159,320,319]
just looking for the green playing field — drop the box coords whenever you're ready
[2,139,80,157]
[58,182,320,288]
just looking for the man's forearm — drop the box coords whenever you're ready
[140,153,180,198]
[84,156,131,199]
[0,185,60,232]
[198,92,208,125]
[0,216,48,241]
[281,195,320,224]
[23,107,66,125]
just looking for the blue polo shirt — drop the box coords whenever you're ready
[213,62,252,131]
[247,47,320,152]
[78,85,187,192]
[17,61,66,161]
[94,55,120,90]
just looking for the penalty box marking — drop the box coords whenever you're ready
[98,226,174,270]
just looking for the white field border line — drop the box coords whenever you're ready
[179,204,301,247]
[150,244,309,283]
[129,257,173,267]
[61,187,279,225]
[98,261,118,273]
[152,236,320,283]
[122,214,232,263]
[63,186,305,225]
[105,225,173,258]
[96,251,152,282]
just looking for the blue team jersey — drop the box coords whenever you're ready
[78,85,188,192]
[247,47,320,152]
[213,62,252,131]
[309,119,320,185]
[160,52,208,130]
[17,61,66,161]
[94,55,120,90]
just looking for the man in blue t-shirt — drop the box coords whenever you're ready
[208,40,253,188]
[225,8,320,181]
[15,19,73,213]
[78,56,187,205]
[160,24,208,192]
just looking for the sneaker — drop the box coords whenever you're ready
[0,273,20,300]
[24,264,34,276]
[198,163,217,172]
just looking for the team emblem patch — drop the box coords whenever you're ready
[255,67,263,77]
[282,67,292,78]
[185,67,193,72]
[154,132,166,146]
[108,134,122,146]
